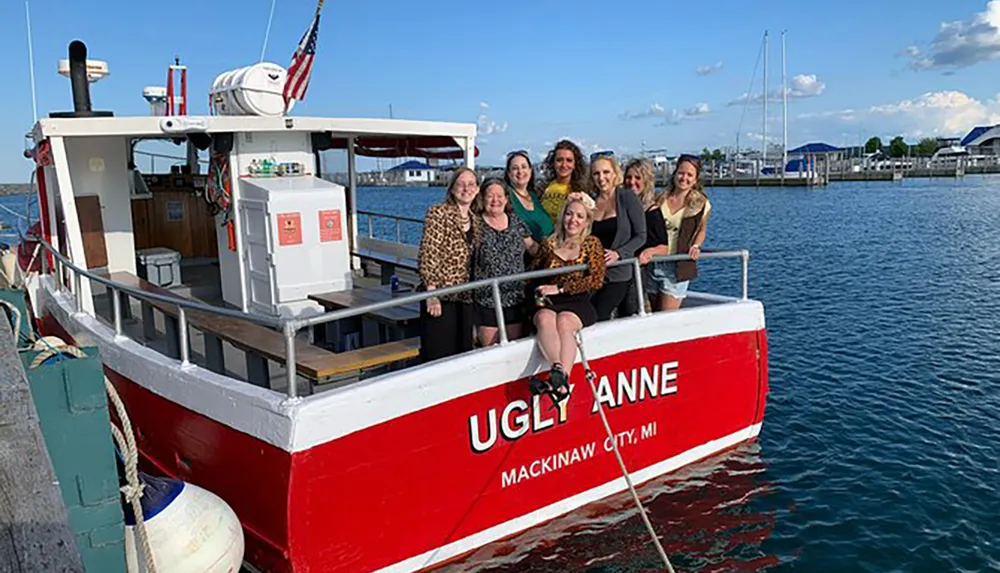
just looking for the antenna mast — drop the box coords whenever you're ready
[25,0,38,123]
[762,30,769,167]
[782,30,788,173]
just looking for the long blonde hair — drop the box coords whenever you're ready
[548,193,595,248]
[624,158,656,209]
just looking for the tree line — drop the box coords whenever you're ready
[864,136,941,158]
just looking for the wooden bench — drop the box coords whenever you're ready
[107,272,421,386]
[355,237,419,285]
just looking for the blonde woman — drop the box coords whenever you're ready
[619,158,657,316]
[528,192,606,405]
[638,155,711,312]
[417,168,480,362]
[589,153,646,321]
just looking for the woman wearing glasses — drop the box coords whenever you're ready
[539,140,589,227]
[528,192,606,405]
[504,150,553,243]
[589,153,647,321]
[639,155,711,312]
[471,178,538,346]
[417,168,481,362]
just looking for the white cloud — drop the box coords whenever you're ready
[869,90,1000,135]
[619,103,665,120]
[620,102,711,125]
[796,90,1000,138]
[696,62,724,76]
[728,74,827,106]
[477,101,508,136]
[907,0,1000,70]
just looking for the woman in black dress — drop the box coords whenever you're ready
[528,192,606,404]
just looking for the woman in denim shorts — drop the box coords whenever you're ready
[638,154,711,312]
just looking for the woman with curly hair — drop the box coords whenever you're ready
[539,139,589,227]
[528,192,606,406]
[638,155,712,312]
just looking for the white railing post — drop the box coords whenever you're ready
[112,287,123,336]
[178,307,190,366]
[73,273,83,312]
[633,259,647,316]
[395,219,401,243]
[491,280,507,344]
[741,251,749,300]
[285,322,298,399]
[367,214,374,239]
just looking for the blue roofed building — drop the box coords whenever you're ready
[386,160,438,186]
[960,125,1000,155]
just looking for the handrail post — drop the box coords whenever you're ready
[112,287,123,336]
[491,280,508,344]
[741,250,749,300]
[395,219,401,243]
[40,244,49,275]
[284,321,298,399]
[177,307,190,366]
[73,273,83,313]
[633,259,647,316]
[367,214,374,239]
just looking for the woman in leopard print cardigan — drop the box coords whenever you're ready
[417,167,481,362]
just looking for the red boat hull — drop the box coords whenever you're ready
[41,303,767,573]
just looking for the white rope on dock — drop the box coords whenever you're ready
[574,330,676,573]
[28,340,158,573]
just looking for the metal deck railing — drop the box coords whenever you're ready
[32,235,749,401]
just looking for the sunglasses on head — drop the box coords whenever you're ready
[590,150,616,162]
[506,149,530,159]
[678,153,702,166]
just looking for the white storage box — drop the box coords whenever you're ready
[136,247,181,288]
[236,176,352,317]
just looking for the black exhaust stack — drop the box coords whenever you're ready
[50,40,113,118]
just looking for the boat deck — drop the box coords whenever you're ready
[78,256,730,398]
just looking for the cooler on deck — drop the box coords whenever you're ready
[136,248,181,288]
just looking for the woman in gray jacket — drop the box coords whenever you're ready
[588,152,647,321]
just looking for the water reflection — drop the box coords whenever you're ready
[442,441,782,572]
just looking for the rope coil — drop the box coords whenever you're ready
[27,339,157,573]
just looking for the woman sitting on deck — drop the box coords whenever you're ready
[638,154,711,312]
[528,192,606,405]
[417,168,481,362]
[471,178,538,346]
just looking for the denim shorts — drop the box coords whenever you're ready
[644,261,689,300]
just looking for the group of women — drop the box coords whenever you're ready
[416,139,711,404]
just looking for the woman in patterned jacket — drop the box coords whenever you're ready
[417,168,480,362]
[528,192,606,405]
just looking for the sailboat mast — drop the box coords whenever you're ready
[782,30,788,172]
[762,30,768,167]
[25,0,38,123]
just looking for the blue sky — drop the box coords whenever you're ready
[3,0,1000,181]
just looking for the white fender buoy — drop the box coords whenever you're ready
[123,473,244,573]
[0,248,17,288]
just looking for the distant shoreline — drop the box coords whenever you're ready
[0,184,31,197]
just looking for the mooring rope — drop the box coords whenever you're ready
[28,339,157,573]
[574,330,676,572]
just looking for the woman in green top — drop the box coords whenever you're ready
[504,150,553,242]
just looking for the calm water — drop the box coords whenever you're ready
[4,177,999,572]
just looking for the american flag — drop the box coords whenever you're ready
[283,0,324,109]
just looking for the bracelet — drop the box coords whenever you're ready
[691,244,701,250]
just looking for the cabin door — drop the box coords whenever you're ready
[238,200,277,315]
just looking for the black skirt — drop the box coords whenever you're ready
[474,303,526,328]
[533,292,597,327]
